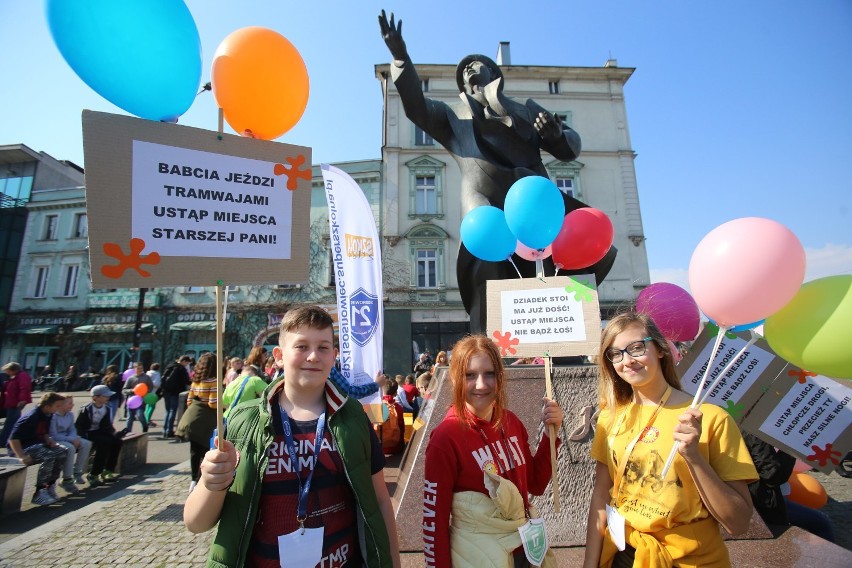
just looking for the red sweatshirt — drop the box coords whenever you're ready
[422,407,557,567]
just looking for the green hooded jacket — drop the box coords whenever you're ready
[206,377,392,567]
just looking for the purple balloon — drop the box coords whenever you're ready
[636,283,700,342]
[122,368,135,381]
[127,395,144,410]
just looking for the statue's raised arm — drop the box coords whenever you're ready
[378,10,408,62]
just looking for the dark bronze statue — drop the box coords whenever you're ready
[379,10,616,331]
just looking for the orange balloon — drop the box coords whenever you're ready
[787,472,828,509]
[133,383,149,397]
[212,27,309,140]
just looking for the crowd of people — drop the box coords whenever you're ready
[0,303,841,566]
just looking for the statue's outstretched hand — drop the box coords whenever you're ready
[379,9,408,61]
[535,111,563,142]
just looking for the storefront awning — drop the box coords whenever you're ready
[170,321,217,331]
[72,323,154,334]
[5,326,58,335]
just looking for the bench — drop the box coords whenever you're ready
[116,431,148,474]
[0,458,27,516]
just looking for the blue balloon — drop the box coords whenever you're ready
[708,317,765,333]
[461,206,516,262]
[46,0,202,121]
[504,176,565,249]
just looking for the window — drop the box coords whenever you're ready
[414,126,433,146]
[421,79,429,92]
[0,161,35,201]
[546,158,584,201]
[33,266,50,298]
[184,286,204,294]
[43,215,58,240]
[407,224,449,292]
[415,176,437,214]
[61,264,79,297]
[549,81,560,94]
[555,178,574,198]
[417,249,438,288]
[225,284,239,292]
[406,156,445,219]
[328,251,336,287]
[73,213,88,238]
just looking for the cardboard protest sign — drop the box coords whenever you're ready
[486,275,600,358]
[83,110,311,288]
[741,368,852,473]
[677,325,787,424]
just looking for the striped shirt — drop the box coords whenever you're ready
[189,375,218,408]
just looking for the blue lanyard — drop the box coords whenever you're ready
[278,403,327,528]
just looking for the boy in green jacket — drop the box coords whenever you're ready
[184,306,399,568]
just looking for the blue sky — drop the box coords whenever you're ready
[3,0,851,290]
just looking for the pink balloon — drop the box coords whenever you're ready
[122,368,135,381]
[688,217,805,327]
[636,283,700,342]
[514,242,552,261]
[127,395,143,410]
[667,339,683,364]
[792,459,813,474]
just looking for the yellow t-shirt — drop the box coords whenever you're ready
[591,399,757,534]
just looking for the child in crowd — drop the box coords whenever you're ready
[76,385,124,487]
[123,363,153,432]
[377,380,406,455]
[184,305,400,567]
[221,364,267,418]
[9,392,68,506]
[50,394,92,491]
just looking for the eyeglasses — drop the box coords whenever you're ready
[605,337,654,363]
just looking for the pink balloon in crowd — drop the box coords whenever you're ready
[636,283,700,342]
[667,339,683,364]
[688,217,805,327]
[514,242,552,261]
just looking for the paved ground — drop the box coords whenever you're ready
[0,391,849,565]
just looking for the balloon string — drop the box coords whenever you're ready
[698,334,759,406]
[507,257,523,278]
[661,324,728,478]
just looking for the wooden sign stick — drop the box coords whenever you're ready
[544,355,561,512]
[215,282,225,449]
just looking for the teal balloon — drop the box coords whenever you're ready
[708,317,765,333]
[460,206,516,262]
[504,176,565,249]
[46,0,202,121]
[765,275,852,379]
[143,392,158,405]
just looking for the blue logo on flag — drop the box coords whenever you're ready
[350,288,379,346]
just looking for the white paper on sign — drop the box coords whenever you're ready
[499,287,586,343]
[679,336,772,405]
[758,374,852,455]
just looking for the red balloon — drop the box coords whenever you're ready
[551,208,614,270]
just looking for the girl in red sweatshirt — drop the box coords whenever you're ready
[422,335,563,567]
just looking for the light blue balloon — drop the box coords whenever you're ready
[708,317,765,333]
[461,206,516,262]
[46,0,202,121]
[504,176,565,249]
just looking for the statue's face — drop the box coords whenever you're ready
[463,60,491,91]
